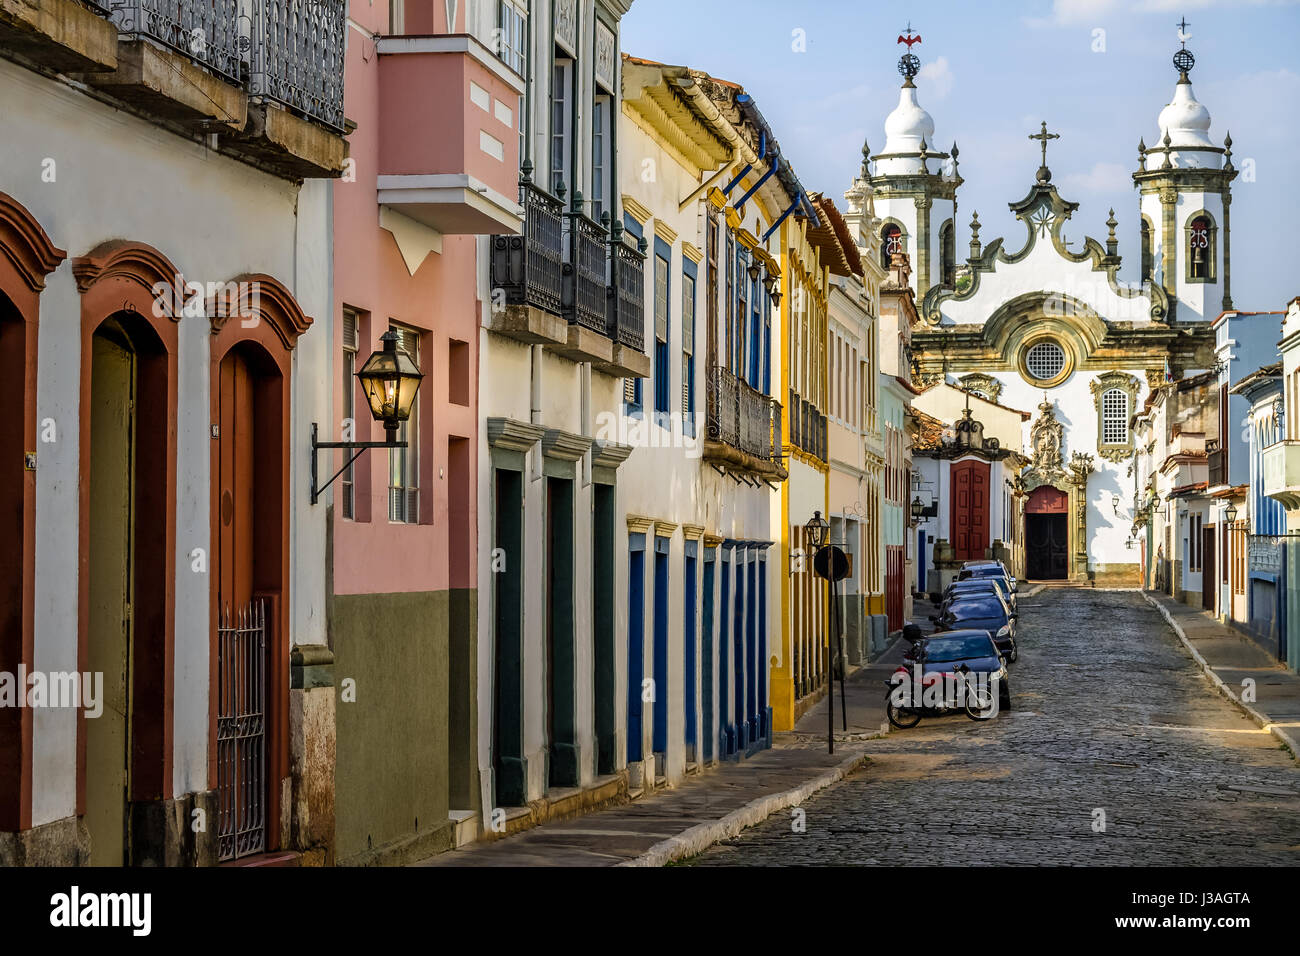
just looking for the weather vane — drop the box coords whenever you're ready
[897,21,921,79]
[1173,16,1195,75]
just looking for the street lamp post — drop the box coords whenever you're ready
[310,329,424,504]
[805,511,849,754]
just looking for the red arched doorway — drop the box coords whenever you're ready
[71,241,180,865]
[208,275,310,862]
[1026,485,1069,580]
[0,192,65,836]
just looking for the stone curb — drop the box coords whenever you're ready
[620,748,870,867]
[1141,592,1300,760]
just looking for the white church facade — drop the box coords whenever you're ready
[866,33,1225,583]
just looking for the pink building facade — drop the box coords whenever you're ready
[328,0,523,864]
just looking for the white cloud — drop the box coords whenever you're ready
[918,56,954,99]
[1060,161,1130,193]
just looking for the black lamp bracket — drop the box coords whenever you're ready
[310,422,406,505]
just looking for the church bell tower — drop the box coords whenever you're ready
[866,24,961,302]
[1132,21,1236,322]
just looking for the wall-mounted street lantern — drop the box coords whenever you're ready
[1225,502,1239,524]
[1111,494,1121,515]
[747,256,762,282]
[804,510,829,552]
[911,495,926,520]
[310,329,424,505]
[763,272,778,295]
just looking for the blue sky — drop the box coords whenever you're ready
[622,0,1300,309]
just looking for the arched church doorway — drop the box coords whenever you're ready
[1025,485,1069,580]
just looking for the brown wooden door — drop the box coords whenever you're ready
[950,460,990,561]
[1202,525,1216,612]
[218,350,256,614]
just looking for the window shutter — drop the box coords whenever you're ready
[342,309,357,350]
[682,356,690,414]
[624,377,636,404]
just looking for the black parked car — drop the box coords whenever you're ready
[942,577,1015,613]
[931,595,1018,663]
[959,561,1018,594]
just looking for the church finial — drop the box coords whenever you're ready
[1106,208,1119,257]
[897,21,922,87]
[860,137,871,178]
[969,210,982,261]
[1161,129,1173,168]
[1224,130,1233,168]
[1173,16,1195,79]
[1029,121,1059,183]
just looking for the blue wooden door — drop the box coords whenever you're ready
[627,533,645,763]
[652,538,669,761]
[684,543,698,761]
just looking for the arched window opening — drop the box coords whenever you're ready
[881,223,903,271]
[940,220,955,288]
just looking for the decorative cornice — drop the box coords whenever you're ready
[621,194,653,225]
[541,427,593,461]
[71,239,180,300]
[626,515,654,534]
[487,417,545,452]
[591,439,633,470]
[0,191,66,294]
[681,523,706,539]
[654,220,678,246]
[653,519,679,537]
[703,533,725,546]
[681,241,703,264]
[209,273,313,349]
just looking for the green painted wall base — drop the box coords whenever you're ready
[334,588,475,864]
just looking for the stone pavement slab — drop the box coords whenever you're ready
[1145,592,1300,757]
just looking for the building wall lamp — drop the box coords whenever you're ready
[310,329,424,505]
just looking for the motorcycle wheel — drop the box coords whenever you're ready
[886,690,922,729]
[964,686,998,721]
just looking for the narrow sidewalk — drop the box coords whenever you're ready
[411,743,867,867]
[1144,591,1300,756]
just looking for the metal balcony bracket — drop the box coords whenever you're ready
[309,422,405,505]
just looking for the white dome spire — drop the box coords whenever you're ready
[1145,33,1222,171]
[878,81,938,175]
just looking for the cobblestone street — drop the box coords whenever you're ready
[696,588,1300,865]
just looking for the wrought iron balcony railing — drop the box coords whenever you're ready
[108,0,242,84]
[607,219,645,352]
[249,0,346,132]
[563,198,608,335]
[788,389,827,461]
[491,173,564,315]
[102,0,346,132]
[707,366,782,465]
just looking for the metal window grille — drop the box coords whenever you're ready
[341,309,357,519]
[388,323,420,523]
[217,599,267,862]
[1026,341,1065,381]
[1102,388,1129,445]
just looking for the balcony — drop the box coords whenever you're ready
[375,33,525,236]
[703,366,786,482]
[788,389,828,462]
[1263,440,1300,509]
[488,174,649,379]
[0,0,347,178]
[1207,439,1226,489]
